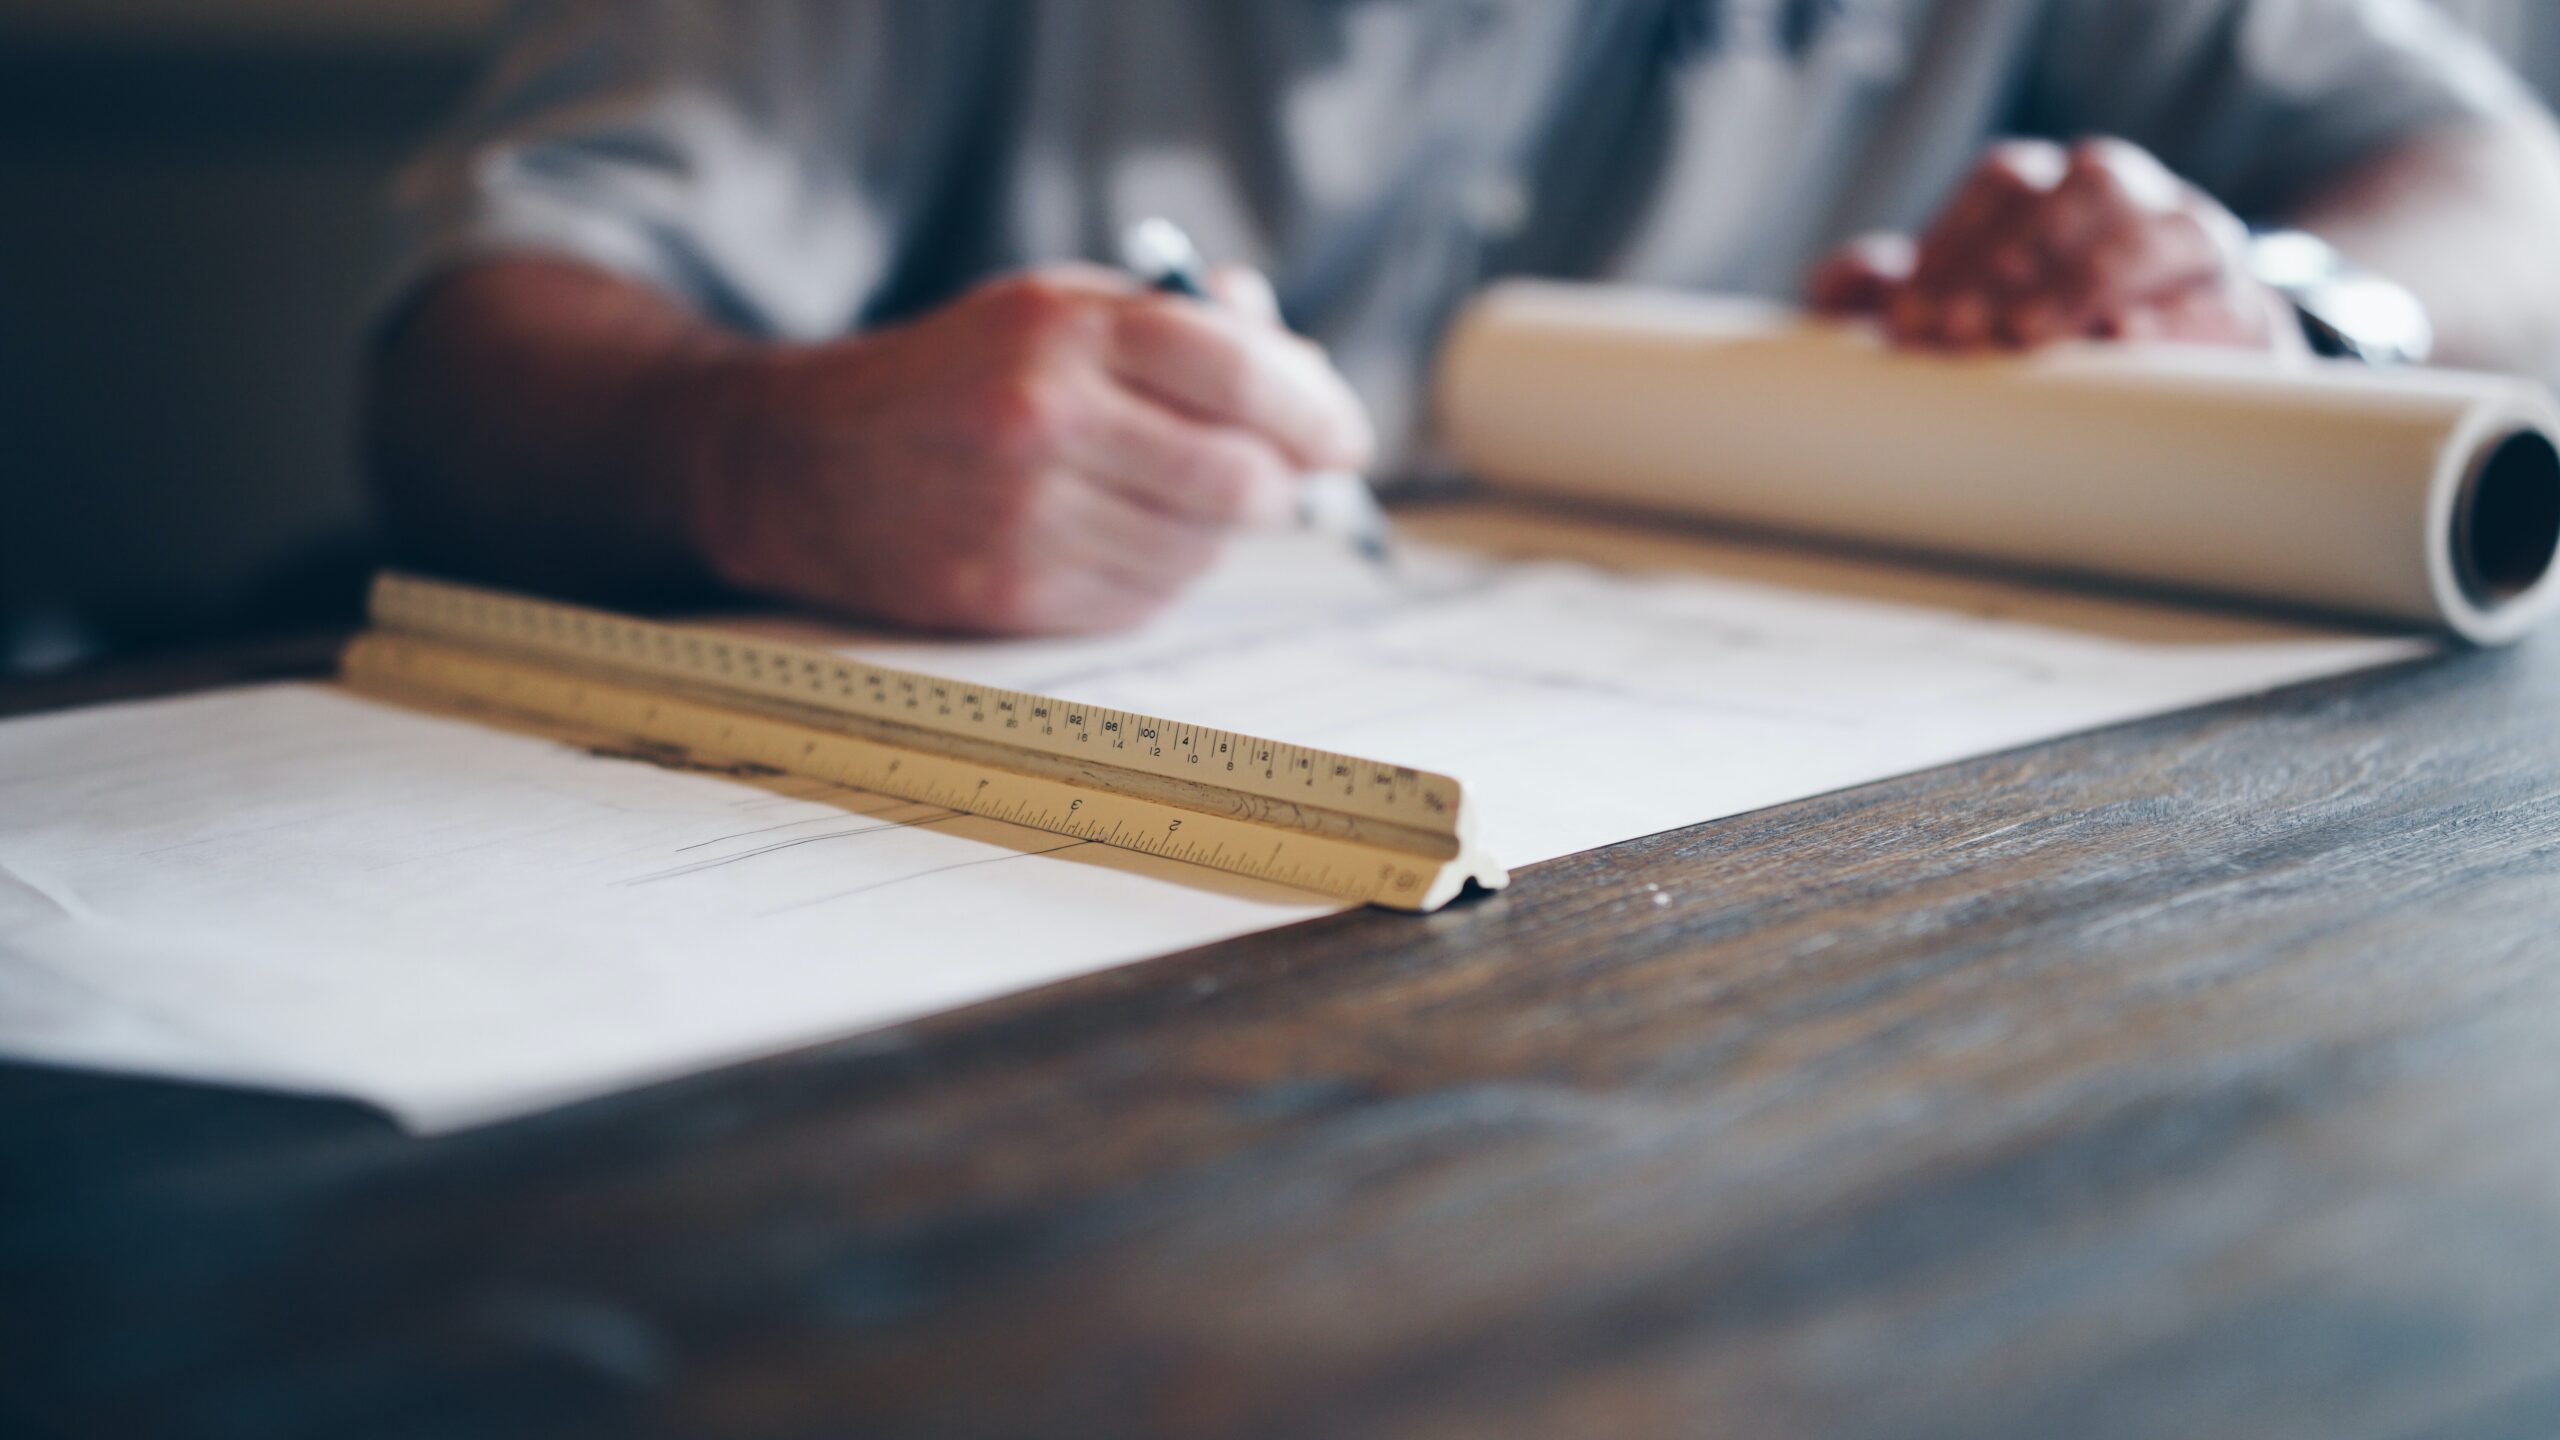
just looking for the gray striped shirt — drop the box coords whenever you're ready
[391,0,2532,466]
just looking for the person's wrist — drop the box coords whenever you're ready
[640,334,792,596]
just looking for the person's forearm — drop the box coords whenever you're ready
[365,257,747,605]
[2284,115,2560,379]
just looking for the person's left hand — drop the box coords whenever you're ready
[1809,137,2305,355]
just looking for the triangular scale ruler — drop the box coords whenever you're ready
[340,573,1506,911]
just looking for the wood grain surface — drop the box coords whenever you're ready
[8,627,2560,1439]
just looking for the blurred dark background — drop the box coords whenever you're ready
[2,0,2556,676]
[0,0,497,674]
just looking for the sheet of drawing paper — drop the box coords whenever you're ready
[0,505,2423,1130]
[0,683,1339,1129]
[798,505,2428,872]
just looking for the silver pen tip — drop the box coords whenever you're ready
[1120,217,1203,283]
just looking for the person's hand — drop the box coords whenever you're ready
[1809,137,2304,354]
[684,262,1374,634]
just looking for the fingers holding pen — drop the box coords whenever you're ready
[1062,380,1301,529]
[1108,295,1377,471]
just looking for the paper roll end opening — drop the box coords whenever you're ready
[2455,429,2560,611]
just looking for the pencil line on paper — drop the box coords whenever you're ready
[618,813,964,885]
[761,840,1095,917]
[670,798,928,852]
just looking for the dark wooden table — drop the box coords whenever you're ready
[9,623,2560,1440]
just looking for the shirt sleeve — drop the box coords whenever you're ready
[2014,0,2542,218]
[382,1,942,340]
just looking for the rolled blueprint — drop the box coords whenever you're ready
[1435,281,2560,643]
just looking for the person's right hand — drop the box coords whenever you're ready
[682,262,1375,635]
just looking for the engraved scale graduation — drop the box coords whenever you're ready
[341,573,1506,911]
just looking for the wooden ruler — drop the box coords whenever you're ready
[339,573,1505,911]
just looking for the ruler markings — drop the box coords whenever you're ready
[369,573,1459,833]
[343,575,1506,911]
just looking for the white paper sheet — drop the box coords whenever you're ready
[0,504,2424,1129]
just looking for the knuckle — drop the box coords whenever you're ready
[978,376,1071,461]
[1969,159,2025,195]
[2068,135,2135,171]
[1981,139,2065,191]
[979,274,1083,347]
[2076,137,2179,209]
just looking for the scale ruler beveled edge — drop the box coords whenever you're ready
[341,633,1489,911]
[347,574,1507,911]
[368,572,1467,838]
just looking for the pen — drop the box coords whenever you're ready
[1119,217,1398,569]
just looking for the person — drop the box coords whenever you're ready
[368,0,2560,634]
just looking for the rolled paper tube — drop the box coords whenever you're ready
[1435,281,2560,644]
